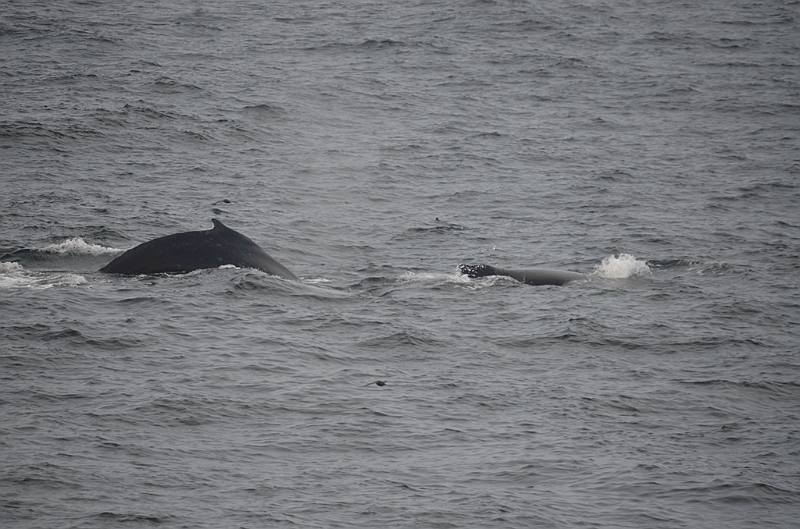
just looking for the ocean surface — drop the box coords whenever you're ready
[2,1,799,527]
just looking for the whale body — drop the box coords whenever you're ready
[459,264,585,286]
[100,219,297,280]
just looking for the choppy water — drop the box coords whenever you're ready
[2,1,799,527]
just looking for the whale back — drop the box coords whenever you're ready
[100,219,298,280]
[459,263,584,286]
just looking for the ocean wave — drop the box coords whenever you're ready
[42,237,122,256]
[0,262,87,290]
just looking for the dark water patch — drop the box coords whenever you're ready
[42,327,142,351]
[241,103,288,118]
[150,75,203,94]
[1,322,141,351]
[392,223,467,240]
[94,511,170,525]
[360,38,406,49]
[115,295,171,309]
[685,480,800,506]
[120,103,178,121]
[8,474,81,492]
[679,378,800,399]
[0,121,77,145]
[358,330,442,351]
[132,397,224,427]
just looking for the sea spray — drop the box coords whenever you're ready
[594,254,651,279]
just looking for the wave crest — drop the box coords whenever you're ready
[42,238,122,256]
[0,262,87,290]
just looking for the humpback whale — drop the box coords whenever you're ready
[100,219,298,279]
[459,264,585,286]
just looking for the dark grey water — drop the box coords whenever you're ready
[2,1,799,527]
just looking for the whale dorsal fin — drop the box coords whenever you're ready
[211,219,229,230]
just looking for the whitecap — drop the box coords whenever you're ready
[42,237,122,256]
[0,262,88,290]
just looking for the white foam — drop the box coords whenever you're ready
[304,277,332,284]
[42,237,122,256]
[593,253,651,279]
[399,271,441,282]
[399,271,468,284]
[397,270,500,290]
[0,262,88,290]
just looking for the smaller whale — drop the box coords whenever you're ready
[100,219,297,279]
[459,264,585,286]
